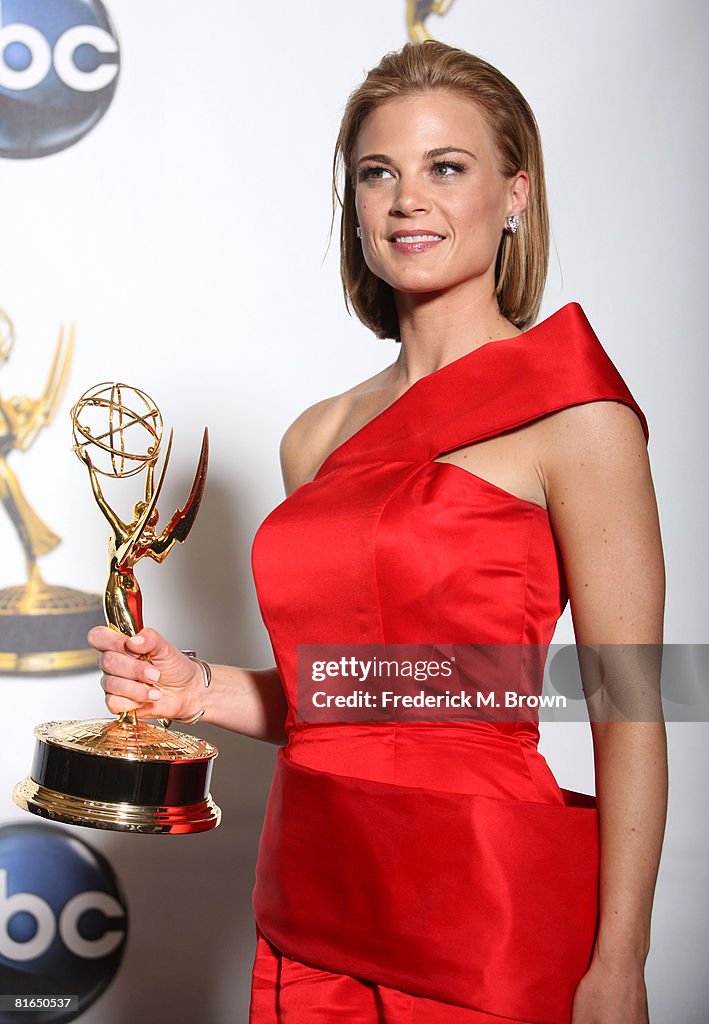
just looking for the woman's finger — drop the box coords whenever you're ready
[100,673,162,705]
[125,627,173,661]
[97,649,161,687]
[87,625,127,654]
[105,693,144,715]
[103,692,162,716]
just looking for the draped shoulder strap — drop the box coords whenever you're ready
[425,301,649,460]
[315,303,649,478]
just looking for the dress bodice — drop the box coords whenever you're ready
[251,302,648,750]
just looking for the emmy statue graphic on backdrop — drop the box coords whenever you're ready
[14,382,221,834]
[0,307,102,674]
[406,0,456,41]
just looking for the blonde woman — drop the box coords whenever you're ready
[89,42,667,1024]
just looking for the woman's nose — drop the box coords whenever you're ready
[391,174,431,216]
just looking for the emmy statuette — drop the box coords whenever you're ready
[13,383,221,834]
[0,307,103,673]
[406,0,455,42]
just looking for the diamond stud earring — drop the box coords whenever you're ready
[356,226,362,239]
[505,215,519,234]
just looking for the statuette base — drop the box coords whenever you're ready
[13,718,221,834]
[0,581,102,676]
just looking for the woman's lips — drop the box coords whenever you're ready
[388,232,445,254]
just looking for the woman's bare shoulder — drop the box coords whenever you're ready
[279,365,394,495]
[540,399,647,463]
[538,400,663,644]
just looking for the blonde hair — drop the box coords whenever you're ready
[333,41,549,339]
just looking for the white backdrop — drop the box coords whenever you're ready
[1,1,707,1021]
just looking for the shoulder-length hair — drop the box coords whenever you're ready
[333,41,549,339]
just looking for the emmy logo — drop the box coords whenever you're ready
[0,307,102,674]
[406,0,456,42]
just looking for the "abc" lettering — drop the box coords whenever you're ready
[0,18,118,92]
[0,869,126,961]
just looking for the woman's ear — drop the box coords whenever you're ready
[508,170,530,218]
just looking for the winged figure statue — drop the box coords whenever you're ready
[407,0,456,42]
[0,314,74,586]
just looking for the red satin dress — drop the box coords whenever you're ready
[248,303,649,1023]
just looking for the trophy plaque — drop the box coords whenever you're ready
[0,307,103,673]
[13,382,221,834]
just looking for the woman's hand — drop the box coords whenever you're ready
[88,625,205,723]
[571,955,649,1023]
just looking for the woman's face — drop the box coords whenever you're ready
[353,91,528,299]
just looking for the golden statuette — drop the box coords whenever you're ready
[406,0,456,42]
[0,307,102,674]
[14,383,221,834]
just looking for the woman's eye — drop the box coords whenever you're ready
[358,165,394,182]
[431,160,465,177]
[357,160,465,183]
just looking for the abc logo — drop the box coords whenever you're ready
[0,0,120,159]
[0,823,128,1024]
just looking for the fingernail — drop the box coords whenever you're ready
[145,667,160,682]
[148,688,162,701]
[131,635,145,646]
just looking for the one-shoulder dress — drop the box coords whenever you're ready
[248,303,649,1024]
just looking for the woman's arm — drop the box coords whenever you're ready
[89,626,289,745]
[86,414,327,746]
[541,399,667,1020]
[88,401,347,743]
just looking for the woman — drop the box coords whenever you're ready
[88,42,667,1024]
